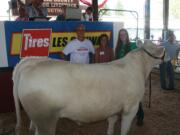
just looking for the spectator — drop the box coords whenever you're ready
[95,34,114,63]
[15,6,29,21]
[63,24,95,64]
[115,28,144,126]
[56,6,66,21]
[115,28,137,59]
[56,13,65,21]
[150,34,154,40]
[160,30,180,90]
[26,0,47,18]
[81,6,93,21]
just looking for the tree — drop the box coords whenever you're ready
[115,0,123,16]
[98,3,110,17]
[98,0,123,20]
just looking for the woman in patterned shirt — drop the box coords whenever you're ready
[95,34,114,63]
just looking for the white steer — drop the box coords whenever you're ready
[13,40,166,135]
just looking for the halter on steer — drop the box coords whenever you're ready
[142,47,165,61]
[142,47,165,108]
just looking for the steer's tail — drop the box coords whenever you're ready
[12,63,23,135]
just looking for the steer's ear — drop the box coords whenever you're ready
[137,40,143,48]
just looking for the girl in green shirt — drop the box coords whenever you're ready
[115,28,144,126]
[115,28,137,59]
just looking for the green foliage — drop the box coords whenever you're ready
[99,3,110,17]
[115,0,123,16]
[98,0,123,18]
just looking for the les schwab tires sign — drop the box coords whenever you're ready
[20,29,52,58]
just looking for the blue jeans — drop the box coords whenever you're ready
[136,102,144,122]
[160,61,175,89]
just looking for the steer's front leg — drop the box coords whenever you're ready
[121,102,139,135]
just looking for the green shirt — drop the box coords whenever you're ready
[116,42,137,59]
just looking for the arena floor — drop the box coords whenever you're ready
[0,73,180,135]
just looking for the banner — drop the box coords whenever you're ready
[20,29,52,57]
[43,0,79,15]
[4,21,113,67]
[43,0,79,8]
[11,0,79,16]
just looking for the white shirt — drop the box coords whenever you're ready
[81,13,93,21]
[26,5,48,18]
[162,41,180,60]
[63,39,95,64]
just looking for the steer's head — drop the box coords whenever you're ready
[137,40,169,65]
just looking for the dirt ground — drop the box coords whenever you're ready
[0,73,180,135]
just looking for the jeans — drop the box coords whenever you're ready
[160,61,175,89]
[136,102,144,122]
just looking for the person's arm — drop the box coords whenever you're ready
[115,44,124,59]
[175,45,180,60]
[88,40,95,63]
[110,48,114,61]
[130,42,138,50]
[115,49,119,60]
[89,52,94,64]
[42,7,48,17]
[94,49,99,63]
[62,41,73,61]
[81,13,86,21]
[56,14,65,21]
[60,52,70,61]
[64,54,70,61]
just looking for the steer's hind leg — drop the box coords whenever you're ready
[29,121,36,135]
[120,103,139,135]
[34,117,58,135]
